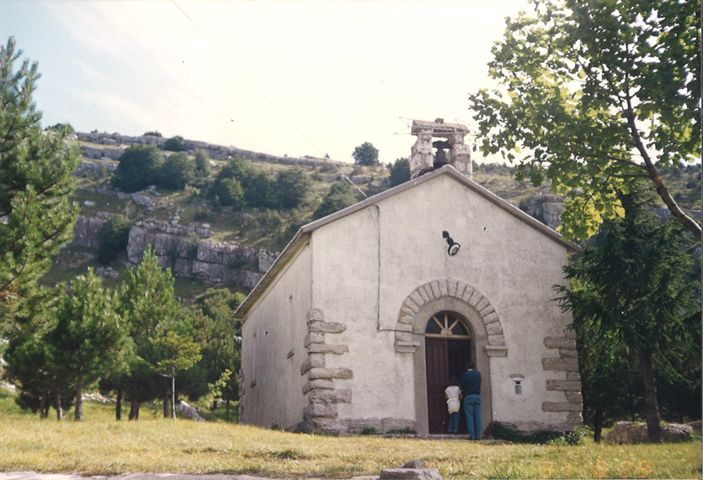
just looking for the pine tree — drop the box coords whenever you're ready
[557,188,699,442]
[50,270,130,421]
[117,247,180,420]
[0,37,79,329]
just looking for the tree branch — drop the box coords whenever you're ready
[624,96,702,238]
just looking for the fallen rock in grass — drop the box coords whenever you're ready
[176,400,205,421]
[379,469,442,480]
[605,421,693,444]
[380,458,441,480]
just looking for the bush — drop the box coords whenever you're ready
[143,131,162,137]
[112,145,163,192]
[244,171,277,208]
[160,152,195,190]
[275,167,312,209]
[483,421,583,445]
[97,214,132,264]
[314,181,358,219]
[163,135,187,152]
[194,150,211,180]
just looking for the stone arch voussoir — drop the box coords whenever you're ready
[395,279,505,353]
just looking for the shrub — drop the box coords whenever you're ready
[275,167,312,209]
[112,145,163,192]
[314,181,358,219]
[163,135,187,152]
[483,421,583,445]
[160,152,195,190]
[97,214,132,264]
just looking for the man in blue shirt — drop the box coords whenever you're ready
[458,362,481,440]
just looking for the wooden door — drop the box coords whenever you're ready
[426,337,471,434]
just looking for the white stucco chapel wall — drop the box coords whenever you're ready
[240,243,311,429]
[239,168,580,434]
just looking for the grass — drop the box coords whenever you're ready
[0,392,700,479]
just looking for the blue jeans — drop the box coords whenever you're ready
[448,412,460,433]
[464,394,481,439]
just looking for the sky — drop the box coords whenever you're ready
[1,1,532,164]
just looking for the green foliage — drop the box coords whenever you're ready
[97,214,131,265]
[112,145,163,192]
[469,0,701,238]
[51,270,131,420]
[313,181,358,220]
[483,421,583,445]
[151,330,201,376]
[388,158,410,187]
[160,152,195,190]
[0,37,80,329]
[244,171,277,208]
[143,130,162,137]
[275,167,313,209]
[3,295,74,417]
[557,187,700,441]
[352,142,379,166]
[45,122,74,134]
[189,288,244,406]
[163,135,187,152]
[193,149,211,181]
[216,177,245,209]
[210,157,311,211]
[117,247,180,412]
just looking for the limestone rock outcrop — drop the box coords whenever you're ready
[519,192,564,230]
[67,213,274,290]
[126,221,272,288]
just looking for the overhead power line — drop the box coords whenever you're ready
[170,0,367,198]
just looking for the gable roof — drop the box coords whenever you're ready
[235,165,578,319]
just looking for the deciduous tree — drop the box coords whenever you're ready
[275,167,312,209]
[160,152,195,190]
[469,0,700,239]
[112,145,163,192]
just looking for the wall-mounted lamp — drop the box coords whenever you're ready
[442,231,461,256]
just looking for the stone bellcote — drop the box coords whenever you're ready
[410,118,472,179]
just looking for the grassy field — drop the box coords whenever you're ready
[0,391,700,479]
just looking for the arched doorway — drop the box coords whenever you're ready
[424,311,472,434]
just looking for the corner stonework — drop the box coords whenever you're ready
[541,328,583,428]
[301,308,352,433]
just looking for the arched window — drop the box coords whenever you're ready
[425,311,470,338]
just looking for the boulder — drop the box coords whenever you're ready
[175,400,205,421]
[605,421,693,444]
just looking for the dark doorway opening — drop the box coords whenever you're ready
[424,311,472,434]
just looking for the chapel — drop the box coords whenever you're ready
[235,119,582,435]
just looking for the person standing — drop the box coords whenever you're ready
[459,362,481,440]
[444,376,462,434]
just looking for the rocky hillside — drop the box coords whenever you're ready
[44,131,701,299]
